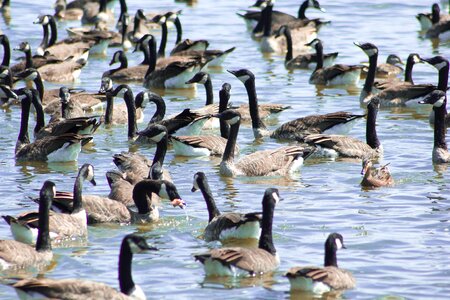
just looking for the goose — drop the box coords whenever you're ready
[356,42,437,106]
[171,82,238,156]
[307,39,362,86]
[143,34,209,89]
[186,71,291,122]
[107,11,133,50]
[217,109,314,177]
[304,98,382,159]
[229,68,365,141]
[48,87,86,123]
[14,88,92,162]
[259,0,317,54]
[360,159,394,188]
[425,17,450,40]
[54,0,83,21]
[419,90,450,163]
[275,25,338,69]
[192,172,261,242]
[11,233,156,300]
[0,181,54,271]
[34,14,93,61]
[373,53,422,90]
[195,188,280,276]
[362,54,404,78]
[104,50,148,82]
[30,87,101,140]
[286,233,356,293]
[0,34,10,67]
[3,164,94,245]
[81,0,113,25]
[416,3,450,31]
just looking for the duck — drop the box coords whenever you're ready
[0,181,54,271]
[355,42,437,106]
[416,3,450,31]
[275,25,338,69]
[171,83,238,156]
[142,34,209,89]
[11,234,156,300]
[304,98,382,160]
[103,50,148,82]
[217,109,314,177]
[3,164,94,245]
[307,39,362,86]
[361,54,404,78]
[195,188,280,276]
[192,172,261,242]
[286,233,356,294]
[360,159,394,188]
[14,88,92,162]
[229,68,365,141]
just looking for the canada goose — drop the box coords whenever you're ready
[259,0,317,54]
[192,172,261,242]
[360,159,394,188]
[0,181,54,270]
[217,109,314,177]
[307,39,362,86]
[54,0,83,20]
[229,68,364,141]
[48,87,86,123]
[65,22,117,54]
[4,164,94,245]
[12,233,156,299]
[30,88,101,139]
[171,83,238,156]
[356,42,437,106]
[103,50,147,82]
[416,3,450,31]
[34,14,93,61]
[81,0,113,25]
[362,54,404,78]
[304,98,382,159]
[275,25,338,69]
[286,233,356,293]
[36,57,87,83]
[143,34,209,89]
[425,17,450,40]
[10,42,64,76]
[15,89,92,162]
[108,11,133,50]
[373,53,422,90]
[195,188,280,276]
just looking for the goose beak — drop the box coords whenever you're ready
[191,186,198,192]
[185,78,196,84]
[33,18,41,24]
[226,69,238,76]
[90,178,97,186]
[145,246,158,251]
[171,198,186,209]
[342,243,347,249]
[319,8,326,12]
[353,41,362,48]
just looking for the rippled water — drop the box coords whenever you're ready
[0,0,449,299]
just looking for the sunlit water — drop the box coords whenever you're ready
[0,0,449,299]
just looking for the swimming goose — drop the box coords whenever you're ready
[15,89,92,162]
[48,87,86,123]
[360,159,394,188]
[286,233,356,293]
[416,3,450,31]
[171,83,237,156]
[304,98,382,159]
[192,172,261,242]
[12,233,156,300]
[54,0,83,21]
[229,68,364,141]
[104,50,148,82]
[143,34,208,89]
[362,54,404,78]
[195,188,280,276]
[356,42,437,106]
[218,109,314,177]
[81,0,113,25]
[373,53,422,91]
[10,42,64,76]
[0,181,54,270]
[275,25,338,69]
[307,39,362,86]
[4,164,94,245]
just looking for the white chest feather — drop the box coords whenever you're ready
[219,221,261,240]
[203,259,250,277]
[47,142,82,162]
[288,277,331,294]
[164,67,201,89]
[172,139,211,157]
[328,69,361,86]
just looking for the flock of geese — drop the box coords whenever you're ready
[0,0,448,298]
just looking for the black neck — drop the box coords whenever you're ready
[61,99,70,119]
[119,239,136,296]
[324,244,338,267]
[39,23,49,51]
[105,91,114,125]
[282,28,293,62]
[17,94,31,151]
[313,42,324,71]
[118,0,127,17]
[434,98,448,150]
[150,96,166,123]
[404,56,415,84]
[1,36,10,67]
[133,180,159,214]
[258,195,276,255]
[199,179,220,222]
[437,65,449,92]
[432,5,440,24]
[252,5,265,34]
[204,77,213,105]
[35,195,51,253]
[263,4,273,37]
[72,172,84,213]
[298,1,309,19]
[48,17,57,47]
[363,53,378,94]
[222,121,239,162]
[145,38,157,78]
[245,79,267,134]
[31,90,45,135]
[119,54,128,69]
[24,47,33,69]
[366,102,380,149]
[174,17,182,44]
[140,39,151,65]
[218,88,230,139]
[33,74,45,101]
[99,0,107,13]
[158,21,168,57]
[124,90,137,139]
[152,134,167,169]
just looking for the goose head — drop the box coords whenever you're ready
[135,91,152,110]
[354,42,378,58]
[33,14,52,25]
[109,50,125,66]
[14,41,30,53]
[191,171,207,192]
[264,187,281,204]
[214,109,241,126]
[149,161,163,180]
[419,90,447,108]
[227,68,255,85]
[155,180,185,208]
[125,234,158,253]
[151,14,167,25]
[308,0,326,12]
[361,158,373,175]
[136,124,168,143]
[421,55,449,71]
[135,9,147,22]
[79,163,97,186]
[185,71,209,85]
[59,87,70,104]
[325,232,346,252]
[99,76,113,94]
[164,10,182,23]
[133,34,151,53]
[386,54,404,66]
[41,180,56,208]
[407,53,422,65]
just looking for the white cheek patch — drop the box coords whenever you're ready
[116,88,127,98]
[158,16,167,24]
[42,16,49,24]
[128,239,142,253]
[365,48,377,56]
[413,56,421,63]
[193,174,199,189]
[434,96,445,108]
[335,238,343,250]
[435,61,448,70]
[18,94,27,100]
[159,183,170,199]
[199,74,208,84]
[237,75,250,83]
[87,165,95,181]
[272,192,280,203]
[226,116,240,125]
[150,131,166,142]
[26,72,38,80]
[52,186,56,196]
